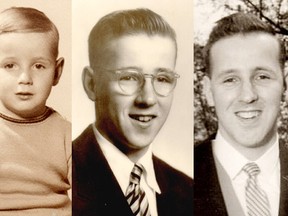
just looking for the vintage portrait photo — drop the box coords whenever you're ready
[194,0,288,215]
[72,0,193,215]
[0,0,71,215]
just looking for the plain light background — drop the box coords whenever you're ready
[72,0,193,176]
[0,0,71,121]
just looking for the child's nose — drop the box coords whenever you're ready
[18,70,33,85]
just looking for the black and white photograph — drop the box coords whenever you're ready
[194,0,288,215]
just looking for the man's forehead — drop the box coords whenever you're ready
[210,32,279,50]
[91,33,176,68]
[102,33,176,48]
[209,32,280,65]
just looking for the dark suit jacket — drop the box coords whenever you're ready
[73,125,193,216]
[194,136,288,216]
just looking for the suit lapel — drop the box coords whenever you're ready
[153,155,193,216]
[73,125,133,216]
[203,142,228,215]
[153,156,171,216]
[279,140,288,216]
[194,139,228,215]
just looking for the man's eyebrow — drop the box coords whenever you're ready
[217,69,238,76]
[156,67,175,73]
[115,66,142,71]
[254,66,277,74]
[211,69,239,81]
[114,66,175,73]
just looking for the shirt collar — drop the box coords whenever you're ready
[213,131,279,180]
[256,136,279,178]
[93,124,161,194]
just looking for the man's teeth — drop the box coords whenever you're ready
[236,111,260,119]
[131,115,153,122]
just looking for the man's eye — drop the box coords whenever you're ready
[119,73,139,81]
[156,75,173,83]
[256,74,270,80]
[223,77,237,83]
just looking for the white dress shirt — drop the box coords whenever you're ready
[93,125,161,216]
[213,131,280,216]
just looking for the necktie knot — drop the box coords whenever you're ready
[243,162,271,216]
[130,163,144,185]
[242,162,260,177]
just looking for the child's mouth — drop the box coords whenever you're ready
[16,92,33,100]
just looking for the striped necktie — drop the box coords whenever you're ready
[126,163,151,216]
[242,162,271,216]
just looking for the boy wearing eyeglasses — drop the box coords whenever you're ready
[72,8,193,216]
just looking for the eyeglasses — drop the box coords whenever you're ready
[100,68,180,97]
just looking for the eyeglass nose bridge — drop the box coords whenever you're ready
[138,73,178,97]
[138,73,158,94]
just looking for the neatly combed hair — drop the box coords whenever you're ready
[0,7,59,58]
[88,8,177,67]
[204,12,286,75]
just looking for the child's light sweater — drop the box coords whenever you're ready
[0,108,71,216]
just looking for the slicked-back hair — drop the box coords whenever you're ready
[204,12,286,76]
[0,7,59,58]
[88,8,177,68]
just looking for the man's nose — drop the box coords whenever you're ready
[239,80,258,103]
[18,69,33,85]
[135,78,157,107]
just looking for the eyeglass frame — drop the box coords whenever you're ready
[95,67,180,97]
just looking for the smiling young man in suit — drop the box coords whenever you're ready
[194,13,288,216]
[72,8,193,216]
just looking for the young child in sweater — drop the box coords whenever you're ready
[0,7,71,216]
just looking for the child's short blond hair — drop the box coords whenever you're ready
[0,7,59,58]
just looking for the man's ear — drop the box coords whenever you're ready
[203,76,215,107]
[82,66,97,101]
[284,69,288,101]
[53,57,64,86]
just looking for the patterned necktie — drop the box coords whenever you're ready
[242,162,271,216]
[126,163,151,216]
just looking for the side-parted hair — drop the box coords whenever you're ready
[0,7,59,58]
[88,8,177,68]
[204,12,286,76]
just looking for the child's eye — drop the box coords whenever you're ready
[4,63,17,70]
[34,63,46,70]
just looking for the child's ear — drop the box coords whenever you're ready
[82,66,97,101]
[53,57,64,86]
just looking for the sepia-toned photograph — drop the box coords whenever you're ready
[0,0,71,215]
[72,0,193,215]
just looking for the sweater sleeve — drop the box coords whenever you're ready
[65,121,72,186]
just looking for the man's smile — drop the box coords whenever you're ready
[129,114,156,123]
[235,110,262,120]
